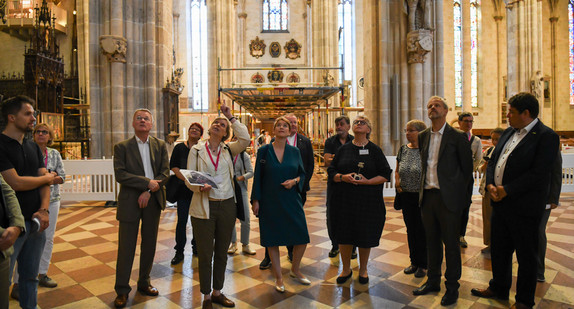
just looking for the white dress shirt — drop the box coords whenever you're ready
[424,122,446,189]
[494,118,538,186]
[135,136,154,180]
[287,134,297,147]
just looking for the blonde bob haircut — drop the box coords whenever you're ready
[209,117,231,141]
[273,116,292,131]
[33,123,55,146]
[353,115,372,139]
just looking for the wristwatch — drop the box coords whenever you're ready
[339,174,343,181]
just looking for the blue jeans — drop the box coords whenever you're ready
[9,220,46,309]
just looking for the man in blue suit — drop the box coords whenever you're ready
[471,92,560,309]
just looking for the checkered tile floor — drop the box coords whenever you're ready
[10,169,574,308]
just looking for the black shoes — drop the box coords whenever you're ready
[336,271,353,284]
[413,282,440,295]
[259,256,272,269]
[404,265,418,274]
[470,287,509,300]
[171,252,184,265]
[328,248,339,258]
[441,289,459,306]
[414,268,427,278]
[358,275,369,284]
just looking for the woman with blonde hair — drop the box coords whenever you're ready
[185,103,250,309]
[327,115,391,285]
[251,116,310,293]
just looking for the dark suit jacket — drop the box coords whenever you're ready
[0,174,25,260]
[418,123,473,212]
[547,152,562,205]
[486,120,559,217]
[113,136,170,222]
[272,134,315,192]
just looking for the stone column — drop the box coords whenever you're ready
[462,0,471,112]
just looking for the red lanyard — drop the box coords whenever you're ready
[233,154,239,166]
[205,143,221,171]
[44,148,48,167]
[287,133,297,147]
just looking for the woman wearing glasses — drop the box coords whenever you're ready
[327,116,391,285]
[395,120,428,278]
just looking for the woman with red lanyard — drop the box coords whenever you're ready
[185,103,250,309]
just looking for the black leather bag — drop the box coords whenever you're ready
[227,147,245,221]
[165,175,180,203]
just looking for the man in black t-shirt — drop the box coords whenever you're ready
[323,115,354,258]
[0,95,55,308]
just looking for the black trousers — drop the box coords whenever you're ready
[174,198,196,254]
[537,209,551,277]
[400,192,427,268]
[489,208,541,307]
[421,189,462,291]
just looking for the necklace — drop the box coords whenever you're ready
[353,139,368,147]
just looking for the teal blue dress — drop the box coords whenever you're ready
[251,144,309,247]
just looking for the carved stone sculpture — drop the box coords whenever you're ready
[404,0,433,32]
[407,30,433,64]
[100,35,128,63]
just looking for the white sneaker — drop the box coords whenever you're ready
[227,243,237,254]
[242,244,256,255]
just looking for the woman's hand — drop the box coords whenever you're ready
[351,174,369,185]
[281,179,297,189]
[236,175,245,181]
[251,200,259,216]
[340,173,355,183]
[396,179,403,193]
[200,184,212,192]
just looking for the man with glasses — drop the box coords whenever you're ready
[0,95,56,308]
[457,112,482,248]
[412,96,473,306]
[112,109,169,308]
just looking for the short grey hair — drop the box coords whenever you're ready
[406,120,426,132]
[427,96,448,110]
[133,108,153,122]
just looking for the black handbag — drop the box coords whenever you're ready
[165,175,180,203]
[393,190,402,210]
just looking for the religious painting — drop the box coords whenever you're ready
[251,72,264,84]
[284,39,302,59]
[249,36,266,58]
[269,42,281,58]
[41,112,64,141]
[358,76,365,89]
[267,70,284,84]
[286,72,300,85]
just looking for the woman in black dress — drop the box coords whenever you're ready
[327,116,391,285]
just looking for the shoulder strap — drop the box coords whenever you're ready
[226,146,236,176]
[240,150,246,171]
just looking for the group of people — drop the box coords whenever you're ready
[0,91,562,309]
[1,95,66,309]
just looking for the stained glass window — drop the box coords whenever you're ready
[569,1,574,105]
[454,1,463,107]
[470,1,480,107]
[190,0,208,111]
[262,0,288,31]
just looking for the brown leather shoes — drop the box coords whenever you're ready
[510,302,531,309]
[137,285,159,296]
[202,299,213,309]
[114,294,128,308]
[471,287,508,300]
[211,293,235,307]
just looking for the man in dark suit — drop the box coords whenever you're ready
[471,93,560,309]
[259,113,315,269]
[113,109,169,308]
[413,96,473,306]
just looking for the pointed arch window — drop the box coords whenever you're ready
[262,0,288,32]
[453,0,463,107]
[470,0,480,108]
[569,0,574,105]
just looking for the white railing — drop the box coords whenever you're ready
[60,154,574,202]
[60,159,118,202]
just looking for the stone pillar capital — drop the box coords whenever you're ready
[238,12,247,19]
[407,30,433,64]
[99,35,127,63]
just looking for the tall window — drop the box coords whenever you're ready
[338,0,353,83]
[453,0,463,107]
[190,0,208,111]
[470,1,480,107]
[262,0,288,31]
[569,1,574,105]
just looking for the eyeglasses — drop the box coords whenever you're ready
[189,127,201,132]
[35,130,49,135]
[136,116,151,122]
[353,120,367,126]
[403,129,418,133]
[461,120,474,123]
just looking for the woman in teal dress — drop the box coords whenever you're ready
[251,116,310,293]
